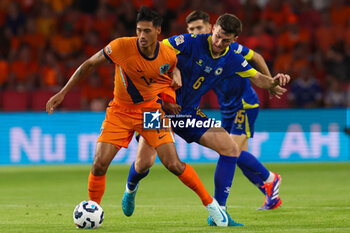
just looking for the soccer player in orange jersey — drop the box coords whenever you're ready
[46,6,228,226]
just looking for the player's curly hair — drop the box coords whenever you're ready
[136,6,163,27]
[215,14,242,36]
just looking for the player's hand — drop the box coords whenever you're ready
[163,101,182,115]
[268,85,287,99]
[170,67,182,90]
[170,76,182,90]
[272,73,290,86]
[46,92,65,114]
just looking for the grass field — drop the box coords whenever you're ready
[1,162,350,233]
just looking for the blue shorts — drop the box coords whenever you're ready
[222,107,259,138]
[171,108,214,143]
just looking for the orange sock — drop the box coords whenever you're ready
[177,163,213,206]
[88,172,106,204]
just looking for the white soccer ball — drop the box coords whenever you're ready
[73,200,104,229]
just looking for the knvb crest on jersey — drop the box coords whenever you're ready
[143,110,161,129]
[159,64,170,74]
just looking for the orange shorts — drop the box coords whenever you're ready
[97,97,174,149]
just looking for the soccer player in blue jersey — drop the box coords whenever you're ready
[186,10,283,211]
[122,13,290,226]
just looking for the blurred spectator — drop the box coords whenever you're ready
[347,85,350,107]
[289,43,310,77]
[324,77,347,107]
[238,0,262,32]
[81,72,110,111]
[330,0,350,28]
[91,3,116,42]
[5,2,25,36]
[0,59,9,89]
[261,0,296,34]
[0,27,11,59]
[83,29,102,57]
[277,22,311,53]
[9,43,39,90]
[36,3,57,38]
[39,50,64,90]
[297,0,321,31]
[43,0,74,14]
[21,17,46,58]
[325,40,350,83]
[315,10,340,53]
[288,66,323,108]
[309,0,330,11]
[50,21,82,60]
[153,0,177,37]
[132,0,153,9]
[243,22,275,64]
[117,1,137,36]
[0,0,349,111]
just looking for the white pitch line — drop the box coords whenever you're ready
[1,204,349,210]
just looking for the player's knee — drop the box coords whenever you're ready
[164,161,185,176]
[91,159,109,176]
[135,159,153,173]
[217,141,239,156]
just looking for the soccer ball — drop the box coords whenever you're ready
[73,200,104,229]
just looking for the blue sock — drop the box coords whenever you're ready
[127,162,149,191]
[238,150,270,182]
[214,155,238,206]
[237,163,266,195]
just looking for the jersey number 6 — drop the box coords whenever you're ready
[193,76,205,89]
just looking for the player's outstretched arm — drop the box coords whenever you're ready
[250,51,271,77]
[249,72,290,90]
[249,51,287,98]
[46,50,108,114]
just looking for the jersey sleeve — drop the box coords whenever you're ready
[232,42,254,61]
[103,38,124,64]
[229,53,258,78]
[162,34,194,55]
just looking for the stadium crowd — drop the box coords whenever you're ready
[0,0,350,111]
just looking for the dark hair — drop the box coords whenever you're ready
[186,10,210,24]
[215,13,242,36]
[136,6,162,27]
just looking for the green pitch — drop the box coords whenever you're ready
[1,163,349,233]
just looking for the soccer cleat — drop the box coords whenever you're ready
[205,198,228,227]
[122,185,137,217]
[258,172,282,210]
[207,207,243,227]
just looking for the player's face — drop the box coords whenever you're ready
[211,25,237,55]
[136,21,161,48]
[187,20,211,34]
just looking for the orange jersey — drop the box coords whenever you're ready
[103,37,177,106]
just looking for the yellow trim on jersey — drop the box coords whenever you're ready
[236,68,258,78]
[242,98,259,109]
[207,35,229,59]
[245,112,251,138]
[162,39,181,55]
[244,50,254,61]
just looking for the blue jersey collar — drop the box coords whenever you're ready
[207,35,230,59]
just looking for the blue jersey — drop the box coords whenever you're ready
[163,34,257,115]
[213,42,260,118]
